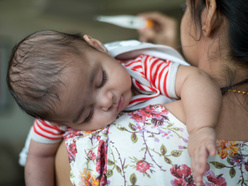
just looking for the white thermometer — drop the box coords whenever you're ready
[96,15,153,29]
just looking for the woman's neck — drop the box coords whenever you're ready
[215,93,248,141]
[196,22,248,89]
[198,55,248,90]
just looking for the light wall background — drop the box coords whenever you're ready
[0,0,184,185]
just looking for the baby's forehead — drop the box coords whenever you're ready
[68,50,90,67]
[64,54,94,83]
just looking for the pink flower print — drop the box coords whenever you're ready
[66,140,77,163]
[95,140,108,185]
[229,153,245,167]
[170,164,194,186]
[136,160,150,173]
[64,130,84,141]
[87,150,96,160]
[129,109,150,123]
[149,105,168,119]
[129,105,168,123]
[204,170,227,186]
[151,117,165,126]
[245,161,248,172]
[171,178,192,186]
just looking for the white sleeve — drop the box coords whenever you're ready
[19,127,32,166]
[166,62,180,99]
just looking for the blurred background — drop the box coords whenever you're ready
[0,0,184,185]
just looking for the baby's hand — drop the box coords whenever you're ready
[188,127,216,186]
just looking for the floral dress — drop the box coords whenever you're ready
[64,105,248,186]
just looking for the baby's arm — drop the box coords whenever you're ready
[25,139,60,186]
[175,65,222,185]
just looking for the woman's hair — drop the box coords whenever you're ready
[7,30,93,120]
[189,0,248,91]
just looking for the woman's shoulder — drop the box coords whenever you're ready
[60,103,248,185]
[163,100,186,124]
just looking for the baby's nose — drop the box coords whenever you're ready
[98,91,114,111]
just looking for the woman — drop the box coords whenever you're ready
[56,0,248,185]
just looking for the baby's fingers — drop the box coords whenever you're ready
[205,140,216,156]
[192,146,209,185]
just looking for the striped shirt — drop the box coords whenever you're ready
[31,54,179,143]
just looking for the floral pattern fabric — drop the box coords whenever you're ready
[64,105,248,186]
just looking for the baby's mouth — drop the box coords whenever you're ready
[116,95,124,114]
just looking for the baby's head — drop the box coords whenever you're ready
[7,30,132,130]
[7,30,92,120]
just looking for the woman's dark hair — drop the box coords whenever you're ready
[189,0,248,92]
[7,30,93,121]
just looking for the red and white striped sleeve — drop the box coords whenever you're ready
[30,119,65,144]
[142,55,179,98]
[127,54,179,98]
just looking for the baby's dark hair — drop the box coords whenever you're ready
[7,30,93,120]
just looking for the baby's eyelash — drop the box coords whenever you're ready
[84,70,107,123]
[84,106,94,122]
[98,70,107,88]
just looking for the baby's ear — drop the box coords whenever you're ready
[83,35,110,55]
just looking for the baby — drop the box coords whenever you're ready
[7,30,221,185]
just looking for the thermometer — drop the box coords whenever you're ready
[96,15,153,29]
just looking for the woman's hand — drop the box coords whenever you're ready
[137,12,179,49]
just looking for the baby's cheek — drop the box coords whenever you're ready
[104,114,117,127]
[93,115,112,129]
